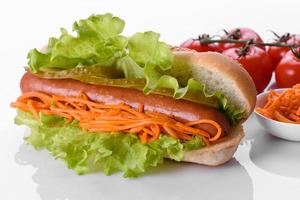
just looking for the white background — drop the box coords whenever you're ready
[1,0,300,199]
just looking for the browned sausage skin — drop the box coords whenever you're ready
[20,72,230,137]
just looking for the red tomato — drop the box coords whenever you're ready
[275,50,300,88]
[222,46,273,93]
[180,39,220,52]
[220,28,265,51]
[267,34,300,69]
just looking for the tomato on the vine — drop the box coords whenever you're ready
[267,34,300,69]
[180,39,220,52]
[275,50,300,88]
[220,27,265,51]
[222,46,273,93]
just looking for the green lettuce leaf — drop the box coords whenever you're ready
[127,31,174,93]
[27,14,173,84]
[28,13,128,72]
[15,111,204,178]
[116,55,144,79]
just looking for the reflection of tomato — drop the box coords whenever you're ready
[222,46,273,93]
[275,50,300,88]
[180,39,219,52]
[267,35,300,69]
[220,27,265,51]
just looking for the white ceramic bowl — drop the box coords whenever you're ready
[254,88,300,142]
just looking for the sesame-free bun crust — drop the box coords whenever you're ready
[182,124,244,166]
[169,49,256,165]
[171,49,257,119]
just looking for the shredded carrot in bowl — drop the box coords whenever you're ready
[11,91,223,144]
[256,84,300,124]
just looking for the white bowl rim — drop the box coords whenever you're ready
[255,88,300,126]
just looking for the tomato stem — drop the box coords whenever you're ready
[199,36,300,58]
[199,38,300,48]
[236,40,253,57]
[291,48,300,59]
[268,31,291,43]
[226,29,241,40]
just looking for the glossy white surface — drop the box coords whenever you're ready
[1,0,300,199]
[255,89,300,141]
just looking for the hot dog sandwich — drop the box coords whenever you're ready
[11,13,256,177]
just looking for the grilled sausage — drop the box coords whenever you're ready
[20,72,230,136]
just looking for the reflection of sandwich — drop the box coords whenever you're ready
[11,13,256,177]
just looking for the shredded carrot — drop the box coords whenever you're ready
[11,91,224,143]
[27,100,39,120]
[256,84,300,124]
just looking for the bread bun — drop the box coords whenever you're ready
[182,124,244,165]
[171,49,257,119]
[168,49,256,166]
